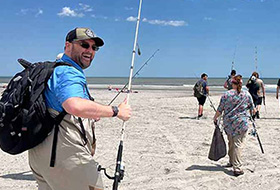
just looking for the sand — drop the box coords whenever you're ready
[0,88,280,190]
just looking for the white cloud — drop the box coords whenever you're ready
[57,7,84,17]
[17,8,43,17]
[79,3,93,12]
[142,18,187,27]
[125,7,133,11]
[19,9,29,15]
[126,16,138,22]
[204,17,213,21]
[228,8,238,11]
[35,9,43,17]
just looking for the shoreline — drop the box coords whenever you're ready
[0,83,278,94]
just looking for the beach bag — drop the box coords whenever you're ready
[0,59,70,155]
[208,125,227,161]
[193,80,204,98]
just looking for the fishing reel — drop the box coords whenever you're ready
[98,163,125,182]
[249,128,257,137]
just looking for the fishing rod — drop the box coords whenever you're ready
[263,96,267,113]
[108,48,159,106]
[99,49,159,181]
[249,116,264,154]
[231,38,239,72]
[207,95,217,113]
[98,0,143,189]
[255,46,258,71]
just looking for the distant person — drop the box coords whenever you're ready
[213,75,255,176]
[246,72,265,119]
[193,73,209,119]
[224,69,236,90]
[276,78,280,99]
[56,53,64,60]
[107,85,112,91]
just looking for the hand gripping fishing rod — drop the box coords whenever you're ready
[108,48,159,106]
[98,1,143,189]
[249,116,264,154]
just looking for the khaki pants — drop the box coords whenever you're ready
[29,111,103,190]
[227,132,246,171]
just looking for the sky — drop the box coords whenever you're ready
[0,0,280,78]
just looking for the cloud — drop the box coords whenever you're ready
[19,9,29,15]
[126,16,138,22]
[141,18,187,27]
[57,7,84,17]
[35,9,43,17]
[125,7,133,11]
[204,17,213,21]
[90,14,108,20]
[17,8,43,17]
[228,8,238,11]
[78,3,93,12]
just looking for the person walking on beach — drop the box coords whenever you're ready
[246,72,265,119]
[193,73,209,119]
[28,27,132,190]
[224,69,236,90]
[276,78,280,99]
[213,75,255,176]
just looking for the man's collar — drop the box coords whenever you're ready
[59,54,84,74]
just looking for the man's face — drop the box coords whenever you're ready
[66,39,97,69]
[203,76,208,81]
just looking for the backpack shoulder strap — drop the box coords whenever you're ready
[54,62,73,67]
[50,110,67,167]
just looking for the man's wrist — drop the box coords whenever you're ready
[111,106,119,117]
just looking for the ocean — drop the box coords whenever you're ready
[0,77,278,93]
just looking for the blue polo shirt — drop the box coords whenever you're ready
[44,54,90,112]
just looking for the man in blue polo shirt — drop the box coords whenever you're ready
[28,27,132,190]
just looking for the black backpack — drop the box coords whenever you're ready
[0,59,70,155]
[193,80,204,98]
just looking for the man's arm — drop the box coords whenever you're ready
[62,97,131,121]
[261,81,265,97]
[277,79,280,99]
[277,86,279,99]
[223,80,228,89]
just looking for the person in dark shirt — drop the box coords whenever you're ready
[246,72,265,119]
[194,73,209,118]
[224,69,236,90]
[276,79,280,99]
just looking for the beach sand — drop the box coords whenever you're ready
[0,88,280,190]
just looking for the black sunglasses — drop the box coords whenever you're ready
[74,41,99,51]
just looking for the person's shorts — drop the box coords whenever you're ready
[197,96,206,106]
[253,97,262,106]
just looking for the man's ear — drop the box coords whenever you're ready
[64,42,72,54]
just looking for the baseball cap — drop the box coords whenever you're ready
[66,27,104,47]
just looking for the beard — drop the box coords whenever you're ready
[70,48,94,69]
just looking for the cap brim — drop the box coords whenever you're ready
[92,37,104,47]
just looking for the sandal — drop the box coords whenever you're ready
[224,163,233,167]
[233,170,244,176]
